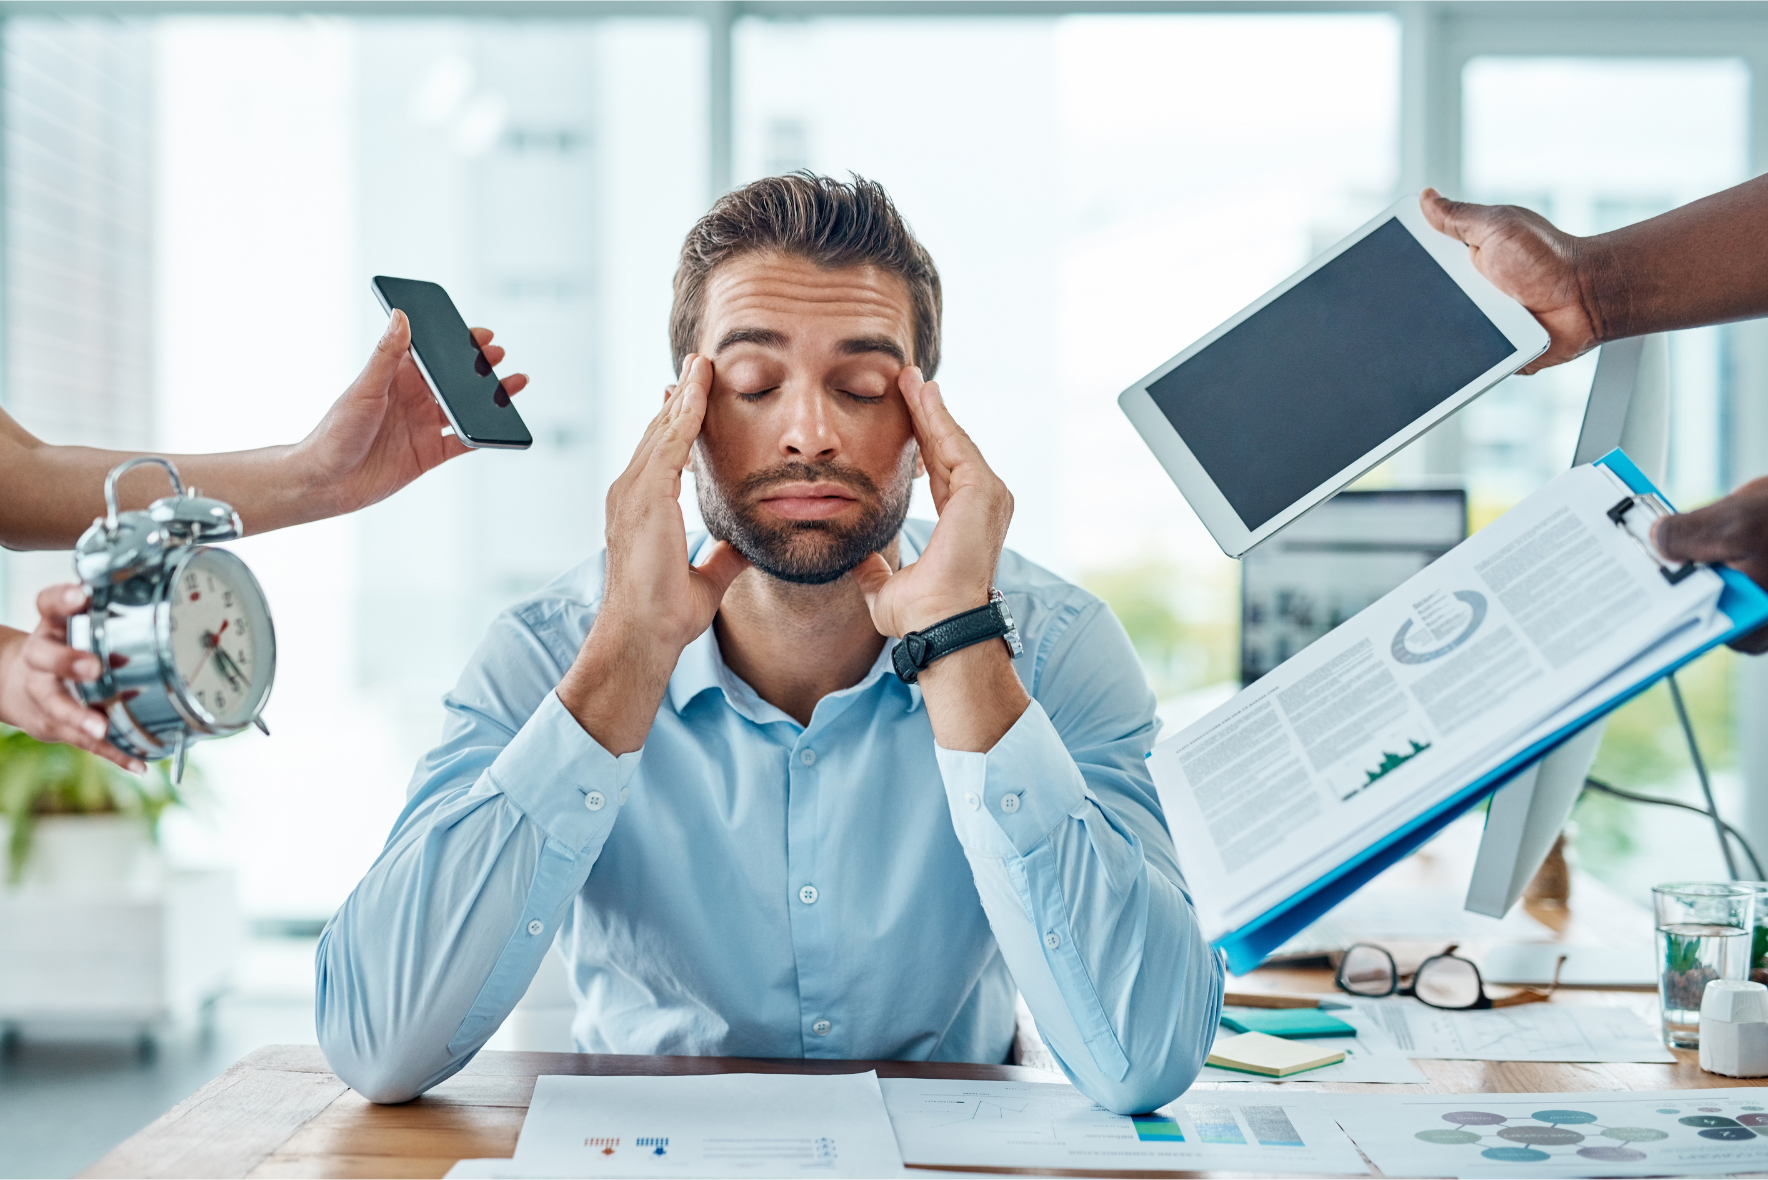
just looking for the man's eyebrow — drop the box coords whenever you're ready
[839,335,907,363]
[713,327,789,354]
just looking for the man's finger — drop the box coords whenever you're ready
[358,310,411,392]
[620,363,697,483]
[898,369,953,489]
[1420,188,1494,246]
[1654,498,1764,564]
[850,553,893,614]
[692,540,751,599]
[499,373,529,398]
[643,371,708,481]
[470,326,496,347]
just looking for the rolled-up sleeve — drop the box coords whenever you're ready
[935,600,1223,1115]
[316,605,636,1104]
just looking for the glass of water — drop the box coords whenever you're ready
[1654,882,1754,1049]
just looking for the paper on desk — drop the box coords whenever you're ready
[1149,462,1726,942]
[1198,1007,1426,1083]
[1325,1087,1768,1178]
[879,1077,1370,1175]
[1341,997,1675,1063]
[505,1072,904,1178]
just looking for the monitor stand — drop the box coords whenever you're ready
[1464,334,1670,917]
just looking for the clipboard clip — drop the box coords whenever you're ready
[1607,495,1699,585]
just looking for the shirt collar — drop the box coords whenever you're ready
[667,530,924,718]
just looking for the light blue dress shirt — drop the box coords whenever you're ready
[315,521,1223,1113]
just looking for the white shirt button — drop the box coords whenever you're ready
[619,786,630,804]
[1044,931,1061,950]
[1000,793,1021,814]
[812,1019,831,1036]
[963,792,980,811]
[800,748,817,766]
[528,920,545,936]
[584,790,606,811]
[799,884,819,905]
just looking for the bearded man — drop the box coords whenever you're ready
[316,174,1222,1114]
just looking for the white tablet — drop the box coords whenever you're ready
[1117,193,1550,557]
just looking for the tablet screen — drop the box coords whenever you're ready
[1146,218,1514,531]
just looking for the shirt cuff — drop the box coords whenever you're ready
[936,699,1091,858]
[485,690,642,852]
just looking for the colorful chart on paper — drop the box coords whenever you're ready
[1327,1088,1768,1177]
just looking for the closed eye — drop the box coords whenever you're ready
[842,390,885,405]
[736,387,779,403]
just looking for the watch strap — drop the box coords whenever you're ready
[892,591,1020,684]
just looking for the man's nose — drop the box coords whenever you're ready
[777,386,840,461]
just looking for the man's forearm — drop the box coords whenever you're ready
[555,616,681,755]
[1587,173,1768,342]
[916,641,1031,753]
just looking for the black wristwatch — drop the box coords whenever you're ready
[892,589,1024,684]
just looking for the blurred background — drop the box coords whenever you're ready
[2,1,1767,1174]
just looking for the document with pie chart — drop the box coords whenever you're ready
[1147,451,1768,972]
[1328,1089,1768,1177]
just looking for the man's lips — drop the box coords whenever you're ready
[757,482,861,521]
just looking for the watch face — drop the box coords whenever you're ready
[165,548,274,727]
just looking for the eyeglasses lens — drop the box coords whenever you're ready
[1415,955,1482,1009]
[1338,945,1396,995]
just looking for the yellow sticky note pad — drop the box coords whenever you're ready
[1206,1030,1346,1077]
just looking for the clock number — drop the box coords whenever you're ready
[223,590,234,608]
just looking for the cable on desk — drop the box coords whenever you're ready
[1667,672,1740,880]
[1583,776,1764,881]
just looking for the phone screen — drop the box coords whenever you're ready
[372,276,532,449]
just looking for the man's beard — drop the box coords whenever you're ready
[696,453,912,586]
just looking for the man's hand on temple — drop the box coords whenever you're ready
[1420,189,1603,373]
[0,584,145,770]
[556,354,749,753]
[1654,480,1768,654]
[853,367,1030,752]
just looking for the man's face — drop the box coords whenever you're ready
[690,251,920,585]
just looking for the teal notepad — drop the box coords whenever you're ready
[1220,1008,1355,1038]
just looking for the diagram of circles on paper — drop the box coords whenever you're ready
[1391,590,1487,664]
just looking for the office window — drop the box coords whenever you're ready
[736,14,1400,708]
[127,16,700,919]
[1462,56,1751,897]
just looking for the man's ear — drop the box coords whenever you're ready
[913,443,926,480]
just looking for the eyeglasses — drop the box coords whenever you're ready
[1334,942,1565,1010]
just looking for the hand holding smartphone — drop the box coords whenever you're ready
[372,276,533,449]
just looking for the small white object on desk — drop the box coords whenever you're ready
[1700,979,1768,1078]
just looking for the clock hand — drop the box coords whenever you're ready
[190,618,230,682]
[213,646,245,692]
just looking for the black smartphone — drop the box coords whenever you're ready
[371,276,533,450]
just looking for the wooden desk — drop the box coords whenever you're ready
[78,1028,1765,1180]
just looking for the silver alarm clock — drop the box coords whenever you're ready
[66,457,276,781]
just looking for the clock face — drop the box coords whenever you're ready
[165,548,272,727]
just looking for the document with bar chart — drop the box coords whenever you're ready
[878,1078,1369,1174]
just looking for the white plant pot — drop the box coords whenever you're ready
[3,813,161,894]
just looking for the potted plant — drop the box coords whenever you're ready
[0,726,185,891]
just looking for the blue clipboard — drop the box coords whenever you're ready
[1213,449,1768,975]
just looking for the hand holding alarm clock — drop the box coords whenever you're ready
[64,457,276,781]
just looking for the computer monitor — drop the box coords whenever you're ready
[1464,334,1670,916]
[1240,489,1468,685]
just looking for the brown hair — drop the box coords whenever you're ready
[669,172,943,378]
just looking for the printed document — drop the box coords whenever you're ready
[1149,461,1726,941]
[1340,997,1675,1063]
[879,1077,1369,1174]
[1326,1088,1768,1177]
[503,1072,904,1178]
